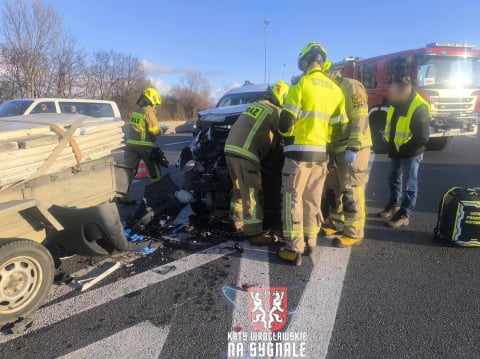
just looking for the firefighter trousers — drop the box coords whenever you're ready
[225,155,263,237]
[124,144,162,183]
[326,148,370,239]
[282,158,328,253]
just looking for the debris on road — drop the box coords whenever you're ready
[79,262,122,292]
[139,247,156,255]
[155,265,177,275]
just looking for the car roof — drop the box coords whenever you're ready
[222,84,269,96]
[8,98,116,104]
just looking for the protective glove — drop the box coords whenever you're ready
[151,147,170,168]
[345,149,357,165]
[161,125,169,134]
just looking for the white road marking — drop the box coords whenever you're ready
[230,244,271,331]
[0,241,238,344]
[164,140,192,146]
[287,245,351,359]
[59,321,170,359]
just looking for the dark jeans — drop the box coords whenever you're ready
[387,153,423,216]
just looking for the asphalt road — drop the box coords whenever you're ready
[1,133,480,359]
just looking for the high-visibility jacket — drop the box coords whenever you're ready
[224,100,281,164]
[280,67,348,162]
[384,92,430,151]
[126,106,163,146]
[332,77,372,153]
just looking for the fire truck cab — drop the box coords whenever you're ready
[334,42,480,152]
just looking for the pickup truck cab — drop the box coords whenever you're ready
[0,98,121,119]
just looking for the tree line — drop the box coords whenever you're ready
[0,0,213,119]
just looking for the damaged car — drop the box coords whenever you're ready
[177,82,284,230]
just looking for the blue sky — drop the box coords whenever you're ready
[16,0,480,99]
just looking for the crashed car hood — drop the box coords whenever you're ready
[197,104,249,122]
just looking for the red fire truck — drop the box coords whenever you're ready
[334,42,480,152]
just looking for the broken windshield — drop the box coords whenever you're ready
[416,55,480,88]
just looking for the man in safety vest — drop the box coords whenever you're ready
[124,87,169,199]
[323,71,372,247]
[278,42,348,265]
[225,81,289,245]
[378,74,430,228]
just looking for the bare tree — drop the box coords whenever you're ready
[0,0,63,97]
[53,34,86,98]
[172,71,213,119]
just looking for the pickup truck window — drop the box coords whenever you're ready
[32,102,55,114]
[0,99,34,117]
[59,102,115,117]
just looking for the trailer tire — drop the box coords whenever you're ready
[0,239,54,326]
[426,137,452,151]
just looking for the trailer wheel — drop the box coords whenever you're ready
[0,239,54,326]
[426,137,453,151]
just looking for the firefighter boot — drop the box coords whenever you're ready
[303,245,317,257]
[248,232,277,246]
[333,236,363,248]
[278,247,302,266]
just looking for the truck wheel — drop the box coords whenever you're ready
[369,111,389,154]
[426,137,453,151]
[0,239,54,326]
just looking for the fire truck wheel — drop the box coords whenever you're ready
[0,239,54,326]
[425,137,452,151]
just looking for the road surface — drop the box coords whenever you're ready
[1,133,479,359]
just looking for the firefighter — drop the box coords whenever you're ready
[123,87,169,203]
[224,81,289,245]
[323,71,372,247]
[278,42,348,265]
[378,74,430,227]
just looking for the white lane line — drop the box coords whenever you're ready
[163,140,192,146]
[230,244,271,332]
[0,241,238,344]
[287,245,351,359]
[59,321,170,359]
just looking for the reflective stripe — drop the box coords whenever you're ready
[283,230,303,237]
[224,145,260,163]
[126,140,155,146]
[368,106,389,116]
[304,227,320,235]
[330,113,348,125]
[299,111,330,121]
[243,103,272,150]
[284,104,301,117]
[284,192,293,234]
[394,131,412,139]
[248,187,257,222]
[284,144,327,153]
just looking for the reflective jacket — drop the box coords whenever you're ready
[384,92,430,152]
[126,106,163,146]
[224,100,281,164]
[332,77,372,153]
[280,67,348,162]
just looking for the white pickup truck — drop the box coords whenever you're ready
[0,98,121,120]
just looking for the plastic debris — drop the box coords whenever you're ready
[139,247,156,255]
[222,242,244,253]
[124,228,147,243]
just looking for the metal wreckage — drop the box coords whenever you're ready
[125,111,285,247]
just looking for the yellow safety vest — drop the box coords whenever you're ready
[384,93,430,151]
[281,68,347,158]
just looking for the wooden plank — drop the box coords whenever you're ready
[0,135,124,172]
[0,142,19,152]
[0,146,122,187]
[17,134,59,149]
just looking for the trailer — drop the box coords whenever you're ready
[0,113,131,325]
